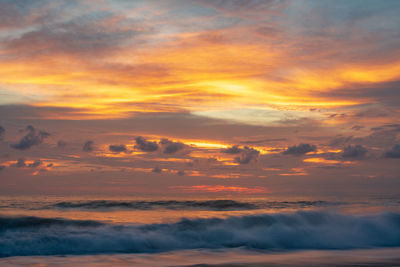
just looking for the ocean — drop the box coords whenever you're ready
[1,195,400,266]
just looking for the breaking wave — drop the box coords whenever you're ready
[1,211,400,257]
[46,200,340,211]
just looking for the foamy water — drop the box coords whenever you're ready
[1,195,400,265]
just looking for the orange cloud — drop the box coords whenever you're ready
[304,158,355,165]
[170,185,267,194]
[3,21,400,122]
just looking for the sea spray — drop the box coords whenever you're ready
[1,211,400,257]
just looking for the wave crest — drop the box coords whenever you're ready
[1,211,400,257]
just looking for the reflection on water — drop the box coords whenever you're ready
[1,195,400,224]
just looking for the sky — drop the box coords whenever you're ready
[0,0,399,197]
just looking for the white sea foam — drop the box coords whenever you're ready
[1,211,400,257]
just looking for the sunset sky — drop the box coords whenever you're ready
[0,0,399,196]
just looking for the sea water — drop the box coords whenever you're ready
[1,195,400,266]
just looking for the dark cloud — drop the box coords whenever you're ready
[371,127,384,131]
[342,145,368,158]
[28,159,42,168]
[12,158,26,168]
[159,138,185,154]
[384,144,400,158]
[57,140,67,149]
[222,145,242,154]
[12,158,43,168]
[152,167,162,173]
[3,9,142,59]
[221,145,260,164]
[0,166,5,171]
[82,141,94,152]
[328,113,346,119]
[386,124,400,130]
[0,104,100,120]
[0,0,52,30]
[370,124,400,132]
[234,147,260,164]
[15,158,27,167]
[282,143,317,156]
[376,124,400,132]
[318,80,400,107]
[0,125,5,140]
[351,125,364,131]
[135,137,158,152]
[11,125,50,150]
[177,170,185,176]
[200,0,282,14]
[109,144,127,153]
